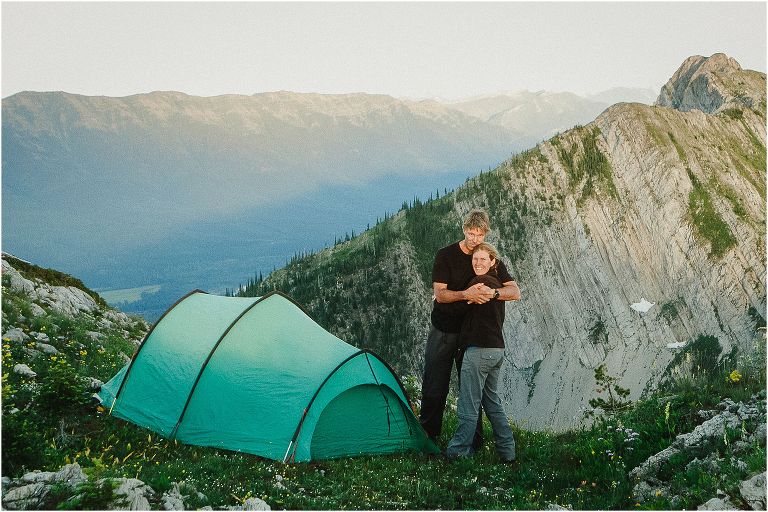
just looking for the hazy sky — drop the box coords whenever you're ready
[2,2,766,100]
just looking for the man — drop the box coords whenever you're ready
[420,209,521,446]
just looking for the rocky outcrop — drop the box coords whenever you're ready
[656,53,766,114]
[1,254,146,334]
[630,395,766,508]
[739,472,766,510]
[2,464,87,510]
[107,478,156,510]
[0,465,228,511]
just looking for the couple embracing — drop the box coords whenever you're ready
[420,209,520,462]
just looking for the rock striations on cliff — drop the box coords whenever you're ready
[245,53,766,431]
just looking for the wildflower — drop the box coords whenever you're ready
[728,370,742,383]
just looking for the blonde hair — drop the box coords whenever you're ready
[463,209,490,233]
[472,242,500,261]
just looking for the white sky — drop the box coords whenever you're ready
[2,1,766,100]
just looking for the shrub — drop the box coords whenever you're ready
[38,357,90,414]
[586,364,631,418]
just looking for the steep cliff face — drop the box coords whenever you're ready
[245,54,766,430]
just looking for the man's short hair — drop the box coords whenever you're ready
[463,209,490,233]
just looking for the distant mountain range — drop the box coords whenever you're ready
[2,85,655,319]
[448,87,657,147]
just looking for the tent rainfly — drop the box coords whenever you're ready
[98,290,437,462]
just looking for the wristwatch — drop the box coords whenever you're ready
[493,289,500,300]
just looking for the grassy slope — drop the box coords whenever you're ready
[2,267,766,510]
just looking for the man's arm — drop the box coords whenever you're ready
[434,282,494,304]
[496,281,521,301]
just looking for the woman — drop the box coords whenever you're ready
[445,242,517,462]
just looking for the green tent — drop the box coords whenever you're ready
[98,290,437,462]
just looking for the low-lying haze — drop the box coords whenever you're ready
[2,2,765,99]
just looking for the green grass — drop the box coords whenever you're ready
[3,273,765,510]
[686,170,737,258]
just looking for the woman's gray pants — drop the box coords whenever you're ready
[446,346,516,461]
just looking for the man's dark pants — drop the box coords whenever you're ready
[420,325,483,446]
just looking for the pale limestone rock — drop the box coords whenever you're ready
[108,478,155,510]
[29,303,46,317]
[36,343,59,355]
[739,472,766,510]
[1,259,37,296]
[31,332,49,343]
[86,330,105,341]
[13,363,36,378]
[3,328,28,343]
[242,497,271,510]
[161,482,185,510]
[2,482,49,510]
[87,377,104,390]
[698,496,738,510]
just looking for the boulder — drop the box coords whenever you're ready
[36,343,59,355]
[242,497,271,511]
[86,331,105,341]
[1,259,37,296]
[54,463,87,487]
[3,328,28,343]
[38,285,99,317]
[29,303,46,317]
[2,482,50,510]
[697,496,738,510]
[87,377,104,390]
[632,403,758,482]
[31,332,49,343]
[13,364,37,378]
[2,465,86,509]
[739,472,766,510]
[161,482,185,510]
[108,478,155,510]
[750,422,766,447]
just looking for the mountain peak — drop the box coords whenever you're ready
[655,53,765,114]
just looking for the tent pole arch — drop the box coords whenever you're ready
[282,348,420,463]
[282,349,369,462]
[168,290,312,439]
[109,289,208,414]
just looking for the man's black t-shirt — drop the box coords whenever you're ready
[430,242,513,333]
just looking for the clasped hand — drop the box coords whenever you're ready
[465,283,494,304]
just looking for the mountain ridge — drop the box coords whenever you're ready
[241,53,766,430]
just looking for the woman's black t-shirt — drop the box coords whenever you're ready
[459,274,505,349]
[430,242,513,333]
